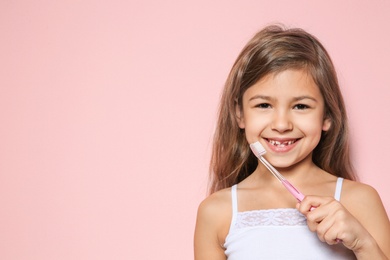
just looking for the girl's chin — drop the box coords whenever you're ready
[269,163,294,169]
[266,155,312,170]
[261,158,292,169]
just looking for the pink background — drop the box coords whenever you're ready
[1,1,389,259]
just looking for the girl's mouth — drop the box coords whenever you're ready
[266,138,299,147]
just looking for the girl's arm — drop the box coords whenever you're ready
[297,182,390,259]
[194,194,229,260]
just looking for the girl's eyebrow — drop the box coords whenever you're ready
[249,95,318,102]
[248,95,272,101]
[292,95,318,102]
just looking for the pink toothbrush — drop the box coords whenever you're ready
[250,141,305,202]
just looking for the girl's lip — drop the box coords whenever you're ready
[264,138,300,153]
[264,137,300,142]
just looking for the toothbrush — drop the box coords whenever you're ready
[250,141,305,202]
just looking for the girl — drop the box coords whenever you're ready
[194,25,390,259]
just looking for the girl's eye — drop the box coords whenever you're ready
[256,103,271,109]
[293,104,309,110]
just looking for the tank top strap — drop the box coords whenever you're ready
[334,177,344,201]
[229,184,238,232]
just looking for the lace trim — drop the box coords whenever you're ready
[235,208,307,228]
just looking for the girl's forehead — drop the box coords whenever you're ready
[244,69,321,98]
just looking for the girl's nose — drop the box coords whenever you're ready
[271,111,293,132]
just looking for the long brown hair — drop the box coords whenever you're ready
[208,24,356,194]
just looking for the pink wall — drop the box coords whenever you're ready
[1,1,389,259]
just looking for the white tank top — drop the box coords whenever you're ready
[224,178,356,259]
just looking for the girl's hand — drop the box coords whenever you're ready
[296,196,373,252]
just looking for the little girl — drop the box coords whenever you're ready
[194,25,390,259]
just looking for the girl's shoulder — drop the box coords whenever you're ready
[197,187,232,221]
[341,179,381,203]
[196,187,233,241]
[341,179,386,218]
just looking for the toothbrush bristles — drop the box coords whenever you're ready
[250,141,285,182]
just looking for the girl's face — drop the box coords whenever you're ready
[236,69,331,169]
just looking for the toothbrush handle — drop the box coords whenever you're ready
[281,180,305,202]
[282,180,316,211]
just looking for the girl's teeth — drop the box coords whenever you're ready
[269,140,295,146]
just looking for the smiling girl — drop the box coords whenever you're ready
[194,25,390,259]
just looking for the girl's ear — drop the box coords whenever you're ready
[235,103,245,129]
[322,118,331,131]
